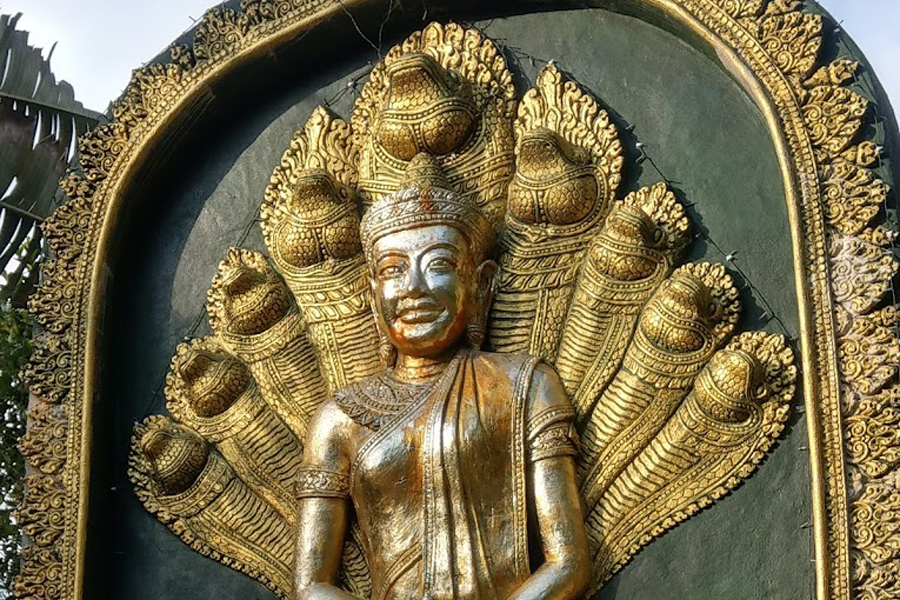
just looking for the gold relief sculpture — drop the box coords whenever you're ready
[125,22,802,600]
[129,415,295,597]
[164,336,304,524]
[261,109,381,392]
[351,21,517,225]
[578,262,741,505]
[17,1,900,600]
[489,64,624,361]
[555,182,690,417]
[590,331,796,588]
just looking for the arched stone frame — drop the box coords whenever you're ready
[16,1,897,599]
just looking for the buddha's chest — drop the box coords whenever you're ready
[349,392,514,507]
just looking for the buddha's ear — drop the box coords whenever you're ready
[467,259,497,350]
[475,259,498,305]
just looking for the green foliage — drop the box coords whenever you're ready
[0,308,30,593]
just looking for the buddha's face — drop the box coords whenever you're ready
[371,224,494,357]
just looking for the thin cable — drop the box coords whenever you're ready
[335,0,380,58]
[138,216,260,420]
[377,0,395,59]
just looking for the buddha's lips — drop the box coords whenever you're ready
[397,302,443,324]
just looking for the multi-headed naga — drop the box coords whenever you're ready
[129,22,796,600]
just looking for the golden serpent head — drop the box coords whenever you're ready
[507,128,598,225]
[272,170,361,268]
[376,52,477,161]
[173,344,251,418]
[589,205,665,281]
[140,423,210,496]
[640,272,719,353]
[694,349,767,423]
[209,252,293,337]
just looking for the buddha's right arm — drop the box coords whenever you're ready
[294,497,357,600]
[294,400,357,600]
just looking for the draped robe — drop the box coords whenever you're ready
[297,350,577,600]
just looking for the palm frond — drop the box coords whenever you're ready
[0,12,100,307]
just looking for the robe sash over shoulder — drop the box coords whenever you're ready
[329,351,559,600]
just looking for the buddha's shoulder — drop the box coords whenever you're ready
[329,372,415,430]
[471,351,572,415]
[470,350,558,383]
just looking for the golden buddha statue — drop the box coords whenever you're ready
[293,160,590,600]
[129,22,797,600]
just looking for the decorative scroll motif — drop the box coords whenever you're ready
[16,1,898,600]
[805,57,899,600]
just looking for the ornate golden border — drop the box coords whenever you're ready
[17,1,898,599]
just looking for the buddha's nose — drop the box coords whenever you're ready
[406,264,428,298]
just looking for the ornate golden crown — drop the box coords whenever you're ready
[359,154,495,262]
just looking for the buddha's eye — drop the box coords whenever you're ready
[427,257,456,272]
[378,263,406,278]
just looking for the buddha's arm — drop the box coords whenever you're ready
[293,400,358,600]
[508,365,591,600]
[508,456,591,600]
[294,497,357,600]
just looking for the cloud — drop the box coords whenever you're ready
[2,0,214,110]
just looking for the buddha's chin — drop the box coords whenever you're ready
[391,321,463,358]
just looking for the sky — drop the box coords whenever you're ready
[1,0,898,114]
